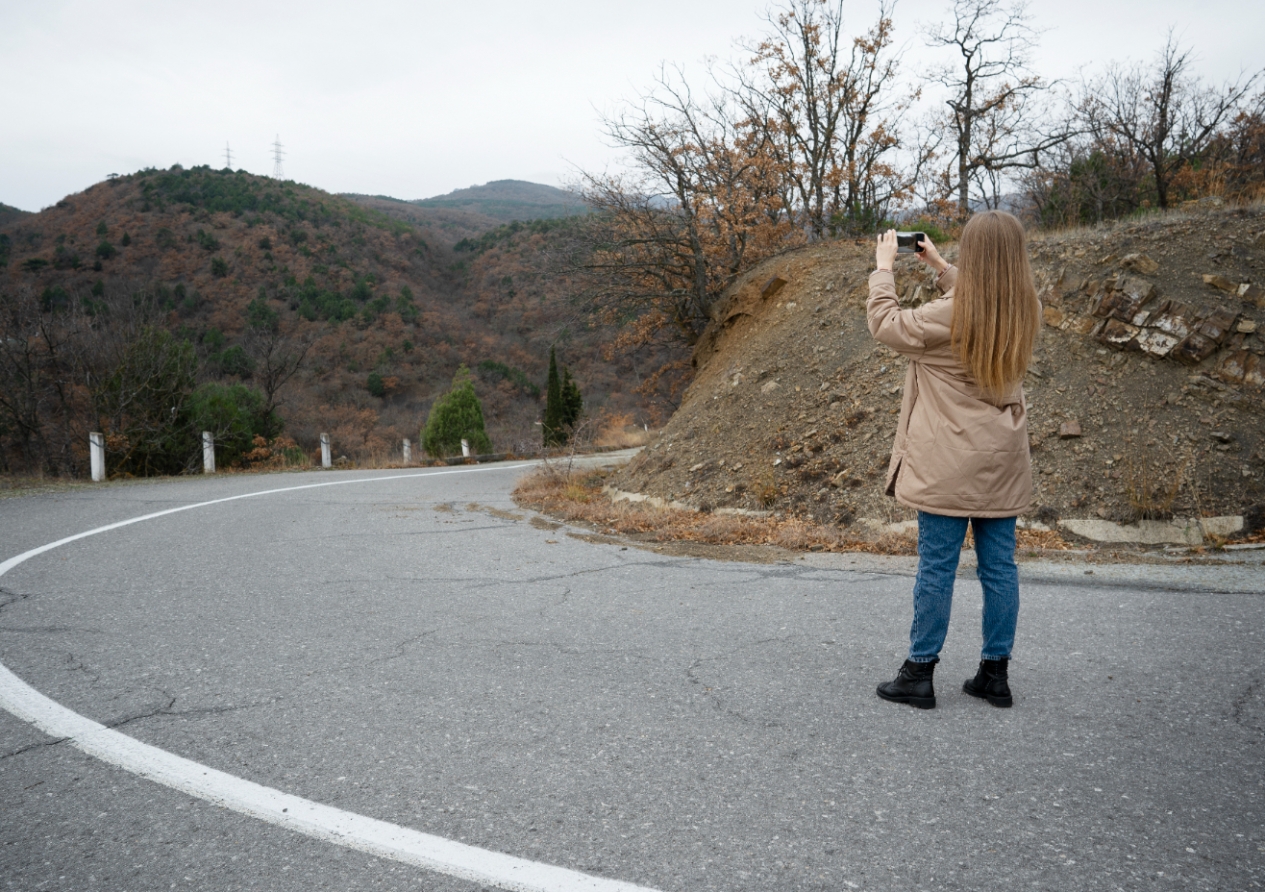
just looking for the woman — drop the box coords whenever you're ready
[867,212,1040,710]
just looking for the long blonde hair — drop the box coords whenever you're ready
[950,210,1040,396]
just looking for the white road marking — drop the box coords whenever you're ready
[0,466,662,892]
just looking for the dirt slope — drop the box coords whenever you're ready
[615,205,1265,536]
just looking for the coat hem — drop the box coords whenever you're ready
[894,493,1030,519]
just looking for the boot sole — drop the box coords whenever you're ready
[963,684,1013,708]
[876,686,935,709]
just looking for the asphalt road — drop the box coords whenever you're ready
[1,462,1262,892]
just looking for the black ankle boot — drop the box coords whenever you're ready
[876,659,937,709]
[964,658,1013,707]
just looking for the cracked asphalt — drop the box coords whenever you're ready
[1,462,1262,892]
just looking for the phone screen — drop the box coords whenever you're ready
[896,232,925,254]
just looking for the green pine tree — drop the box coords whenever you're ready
[542,346,564,447]
[422,366,492,458]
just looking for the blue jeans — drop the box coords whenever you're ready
[908,511,1019,663]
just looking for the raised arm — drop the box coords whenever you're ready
[866,269,928,357]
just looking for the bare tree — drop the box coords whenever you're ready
[737,0,911,236]
[579,67,794,345]
[1085,33,1260,209]
[243,316,311,428]
[925,0,1075,218]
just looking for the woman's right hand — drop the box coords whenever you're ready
[918,236,950,274]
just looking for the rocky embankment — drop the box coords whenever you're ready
[614,205,1265,546]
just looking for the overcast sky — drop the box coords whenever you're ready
[2,0,1262,212]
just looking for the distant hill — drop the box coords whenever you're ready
[0,202,31,227]
[0,166,681,476]
[411,179,588,223]
[341,193,502,245]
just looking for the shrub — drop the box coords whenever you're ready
[155,227,177,249]
[246,297,278,331]
[422,366,492,457]
[53,245,82,269]
[195,228,220,251]
[214,345,254,378]
[185,383,279,466]
[121,232,131,247]
[96,220,108,237]
[40,286,70,312]
[366,372,386,398]
[202,327,226,351]
[210,256,229,277]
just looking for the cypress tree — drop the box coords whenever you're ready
[560,367,583,430]
[543,346,564,447]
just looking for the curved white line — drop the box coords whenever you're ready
[0,466,661,892]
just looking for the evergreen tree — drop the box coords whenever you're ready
[422,366,492,457]
[542,346,564,447]
[560,367,583,430]
[543,347,585,447]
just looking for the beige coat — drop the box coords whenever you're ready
[866,266,1032,518]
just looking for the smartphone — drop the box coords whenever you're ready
[896,232,925,254]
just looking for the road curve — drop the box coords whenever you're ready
[1,463,1262,891]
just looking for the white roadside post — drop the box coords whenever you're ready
[461,438,470,458]
[320,433,331,468]
[202,432,216,473]
[89,432,105,482]
[402,438,411,464]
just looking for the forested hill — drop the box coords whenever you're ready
[0,166,679,476]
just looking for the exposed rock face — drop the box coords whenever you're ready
[614,207,1265,533]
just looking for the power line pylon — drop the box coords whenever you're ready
[224,141,233,169]
[271,135,286,180]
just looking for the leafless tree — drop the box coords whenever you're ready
[925,0,1075,218]
[1084,32,1260,208]
[737,0,912,236]
[243,321,311,425]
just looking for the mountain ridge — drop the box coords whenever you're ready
[409,179,587,222]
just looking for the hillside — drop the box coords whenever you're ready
[0,166,679,475]
[614,205,1265,540]
[339,193,500,244]
[0,202,30,228]
[411,179,587,222]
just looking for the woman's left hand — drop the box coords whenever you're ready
[875,229,898,271]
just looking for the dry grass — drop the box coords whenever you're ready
[516,467,1078,557]
[1016,529,1077,550]
[593,412,655,449]
[1123,447,1190,521]
[516,468,871,556]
